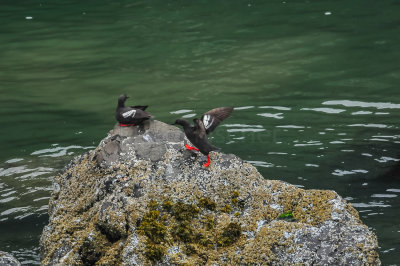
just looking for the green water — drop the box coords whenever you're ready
[1,0,400,264]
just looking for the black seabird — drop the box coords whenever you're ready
[115,94,151,126]
[173,107,233,167]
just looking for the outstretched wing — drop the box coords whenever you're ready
[131,105,148,111]
[201,107,233,134]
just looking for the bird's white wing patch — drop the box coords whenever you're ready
[202,114,213,130]
[122,109,136,118]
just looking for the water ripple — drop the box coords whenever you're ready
[5,158,24,163]
[234,106,254,110]
[374,156,400,163]
[294,141,322,147]
[31,145,94,157]
[258,106,291,111]
[2,191,16,197]
[17,167,54,180]
[223,124,264,128]
[1,207,31,217]
[323,100,400,109]
[0,166,32,177]
[247,160,275,168]
[276,125,305,129]
[351,111,373,115]
[301,107,346,114]
[348,123,388,128]
[11,248,40,265]
[332,169,368,176]
[386,189,400,193]
[257,112,284,119]
[170,109,193,114]
[371,194,398,198]
[227,128,266,133]
[182,113,196,118]
[0,197,18,203]
[352,202,391,208]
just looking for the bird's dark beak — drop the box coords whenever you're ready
[170,122,176,125]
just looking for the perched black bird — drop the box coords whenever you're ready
[115,94,151,126]
[173,107,233,167]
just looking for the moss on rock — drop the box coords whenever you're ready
[144,242,166,262]
[198,197,216,211]
[137,210,167,244]
[220,204,232,214]
[293,190,338,225]
[217,222,242,247]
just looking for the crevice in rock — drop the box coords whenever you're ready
[96,222,126,243]
[79,238,103,266]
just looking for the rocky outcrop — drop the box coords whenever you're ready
[0,251,21,266]
[40,120,380,265]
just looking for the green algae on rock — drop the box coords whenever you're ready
[279,211,294,219]
[40,120,381,265]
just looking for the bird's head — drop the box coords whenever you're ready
[118,94,129,106]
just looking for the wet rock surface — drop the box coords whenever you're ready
[40,120,380,265]
[0,251,21,266]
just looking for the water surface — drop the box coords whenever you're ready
[1,0,399,264]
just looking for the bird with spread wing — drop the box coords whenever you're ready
[173,107,233,167]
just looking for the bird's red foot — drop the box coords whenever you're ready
[185,144,199,151]
[203,155,210,167]
[120,123,135,127]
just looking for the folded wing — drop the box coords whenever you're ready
[131,105,148,111]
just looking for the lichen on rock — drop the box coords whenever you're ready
[40,120,381,265]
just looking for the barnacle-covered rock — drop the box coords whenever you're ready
[40,120,380,265]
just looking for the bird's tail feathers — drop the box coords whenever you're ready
[210,145,220,152]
